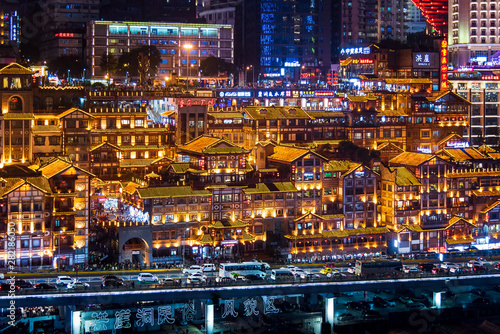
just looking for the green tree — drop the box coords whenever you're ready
[199,56,236,76]
[99,53,119,78]
[48,55,84,78]
[118,46,161,85]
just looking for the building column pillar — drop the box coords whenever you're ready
[433,291,443,308]
[325,296,335,329]
[205,301,214,334]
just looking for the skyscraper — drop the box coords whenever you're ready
[243,0,332,84]
[448,0,500,67]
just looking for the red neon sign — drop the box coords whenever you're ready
[440,39,448,90]
[55,33,74,38]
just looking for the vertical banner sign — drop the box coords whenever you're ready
[440,39,448,90]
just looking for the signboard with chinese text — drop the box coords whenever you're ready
[412,52,439,68]
[440,40,448,90]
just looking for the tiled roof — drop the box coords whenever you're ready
[0,177,52,197]
[243,106,312,120]
[3,113,34,120]
[122,182,140,194]
[169,163,190,174]
[437,133,462,146]
[294,212,325,222]
[446,237,474,245]
[384,78,432,84]
[90,142,121,152]
[389,152,434,166]
[39,158,72,178]
[376,142,404,153]
[120,159,156,168]
[400,216,474,233]
[389,167,421,186]
[56,108,95,119]
[0,63,34,75]
[117,145,169,151]
[341,163,364,178]
[243,182,297,194]
[447,169,500,178]
[473,190,500,197]
[306,111,345,118]
[179,135,249,155]
[426,90,471,104]
[481,200,500,214]
[136,186,210,198]
[284,227,391,240]
[243,232,255,241]
[145,172,160,178]
[32,125,61,134]
[478,144,497,154]
[268,145,309,162]
[197,233,213,244]
[210,220,249,229]
[489,153,500,159]
[324,160,352,172]
[322,214,346,219]
[207,112,244,119]
[376,110,408,117]
[439,148,487,162]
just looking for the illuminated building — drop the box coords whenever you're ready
[448,0,500,67]
[411,0,448,36]
[86,20,233,80]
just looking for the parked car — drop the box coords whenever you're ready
[0,283,19,291]
[201,264,217,272]
[67,281,90,290]
[440,262,459,270]
[472,297,490,306]
[137,273,158,283]
[407,303,426,310]
[243,274,264,282]
[320,267,335,275]
[443,290,456,300]
[403,266,420,274]
[471,288,486,297]
[34,283,57,291]
[56,276,74,286]
[14,279,33,289]
[346,301,370,311]
[373,296,389,308]
[102,279,124,288]
[182,265,203,275]
[362,309,381,317]
[160,277,180,286]
[187,274,206,285]
[328,272,346,279]
[337,313,355,322]
[300,271,321,280]
[468,260,482,268]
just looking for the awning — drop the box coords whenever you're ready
[446,237,474,245]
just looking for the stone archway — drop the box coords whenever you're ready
[121,237,150,267]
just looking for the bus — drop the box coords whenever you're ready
[219,262,266,280]
[354,260,403,276]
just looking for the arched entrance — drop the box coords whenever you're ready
[121,238,150,267]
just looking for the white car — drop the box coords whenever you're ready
[201,264,217,272]
[467,260,483,268]
[328,272,346,278]
[187,272,207,284]
[137,273,158,283]
[67,281,90,290]
[403,266,420,274]
[292,268,306,277]
[56,276,74,286]
[440,262,459,269]
[300,271,321,279]
[182,265,203,275]
[347,267,356,274]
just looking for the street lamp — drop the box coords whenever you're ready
[183,44,194,88]
[246,65,255,85]
[59,230,62,270]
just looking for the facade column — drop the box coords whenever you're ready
[433,291,443,308]
[325,296,335,329]
[205,301,214,334]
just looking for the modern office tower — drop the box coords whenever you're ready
[448,0,500,67]
[377,0,408,42]
[199,0,240,26]
[411,0,448,36]
[407,0,427,34]
[242,0,332,84]
[0,0,19,48]
[38,0,100,62]
[341,0,378,47]
[86,21,233,79]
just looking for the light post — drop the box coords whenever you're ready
[183,44,194,89]
[294,229,297,263]
[182,227,189,268]
[246,65,254,85]
[67,70,70,84]
[59,230,62,270]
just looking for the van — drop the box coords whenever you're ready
[270,269,294,280]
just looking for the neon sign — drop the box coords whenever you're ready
[341,47,371,56]
[55,33,75,38]
[417,147,432,154]
[447,142,470,148]
[440,40,448,90]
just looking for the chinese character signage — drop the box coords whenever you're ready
[412,52,438,68]
[440,40,448,90]
[340,47,371,56]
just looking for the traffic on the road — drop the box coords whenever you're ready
[4,258,500,294]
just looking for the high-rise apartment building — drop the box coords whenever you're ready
[0,1,19,48]
[448,0,500,67]
[407,0,427,34]
[242,0,332,83]
[38,0,100,61]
